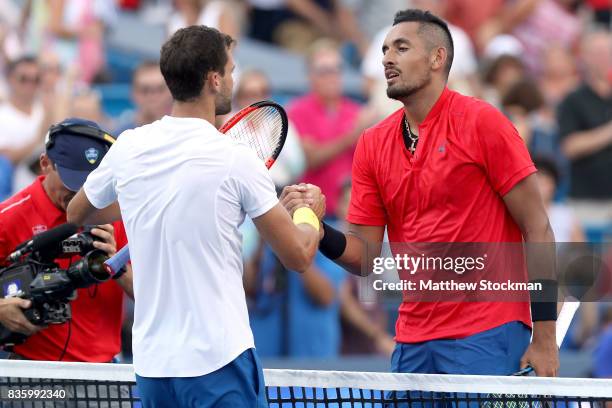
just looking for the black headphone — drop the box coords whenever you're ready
[45,120,116,151]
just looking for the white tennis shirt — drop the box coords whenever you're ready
[83,116,278,377]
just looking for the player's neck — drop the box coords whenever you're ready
[170,98,216,125]
[402,82,445,132]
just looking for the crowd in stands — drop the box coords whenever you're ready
[0,0,610,377]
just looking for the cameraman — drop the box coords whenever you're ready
[0,118,133,362]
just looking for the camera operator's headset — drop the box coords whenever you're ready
[44,120,116,152]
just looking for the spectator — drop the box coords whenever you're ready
[0,56,45,175]
[534,156,584,243]
[114,61,172,135]
[245,175,347,357]
[444,0,505,50]
[586,0,612,26]
[167,0,242,40]
[593,305,612,378]
[557,30,612,225]
[539,45,579,108]
[335,0,404,60]
[234,69,305,187]
[0,155,12,201]
[288,39,376,216]
[247,0,338,53]
[0,0,22,100]
[247,241,347,357]
[337,179,394,356]
[69,88,112,131]
[475,0,582,77]
[22,0,117,84]
[481,54,526,108]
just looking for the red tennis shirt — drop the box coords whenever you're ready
[0,176,127,361]
[347,88,535,342]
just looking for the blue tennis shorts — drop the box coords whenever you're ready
[135,348,267,408]
[391,321,531,375]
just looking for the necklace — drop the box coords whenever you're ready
[404,116,419,154]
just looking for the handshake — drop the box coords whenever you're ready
[280,183,326,223]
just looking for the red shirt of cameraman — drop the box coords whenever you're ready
[0,176,127,362]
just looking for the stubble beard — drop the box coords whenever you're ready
[215,86,232,116]
[386,73,432,101]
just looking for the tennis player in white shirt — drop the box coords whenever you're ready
[67,26,322,408]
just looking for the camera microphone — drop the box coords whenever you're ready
[7,223,79,262]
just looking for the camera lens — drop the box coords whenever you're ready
[67,249,110,288]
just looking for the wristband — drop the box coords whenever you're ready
[530,279,558,321]
[319,222,347,260]
[293,207,320,231]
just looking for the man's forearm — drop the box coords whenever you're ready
[67,190,121,226]
[302,132,357,170]
[562,122,612,160]
[115,266,134,300]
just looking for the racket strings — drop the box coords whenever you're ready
[225,106,284,163]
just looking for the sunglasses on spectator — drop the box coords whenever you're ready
[135,84,167,94]
[311,65,342,75]
[16,74,41,85]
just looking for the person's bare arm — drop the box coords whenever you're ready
[503,173,559,377]
[280,184,384,276]
[301,264,336,306]
[335,4,369,57]
[0,298,42,335]
[339,282,395,355]
[301,136,356,170]
[218,3,242,42]
[252,204,320,273]
[66,190,121,226]
[301,108,377,170]
[48,0,79,39]
[285,0,337,37]
[114,266,134,300]
[561,121,612,160]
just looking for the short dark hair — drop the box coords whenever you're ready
[6,55,38,76]
[393,9,454,75]
[501,79,545,113]
[160,26,234,102]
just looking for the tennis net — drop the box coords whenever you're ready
[1,360,611,407]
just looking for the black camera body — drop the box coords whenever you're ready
[0,226,111,346]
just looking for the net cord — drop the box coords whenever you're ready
[1,360,611,398]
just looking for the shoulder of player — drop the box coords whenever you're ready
[458,96,508,128]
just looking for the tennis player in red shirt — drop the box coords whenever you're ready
[282,9,559,376]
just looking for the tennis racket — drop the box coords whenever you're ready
[104,101,288,276]
[512,297,580,376]
[483,299,581,408]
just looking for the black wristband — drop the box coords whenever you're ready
[319,222,347,260]
[530,279,558,321]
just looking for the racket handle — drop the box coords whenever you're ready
[512,365,534,376]
[105,245,131,277]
